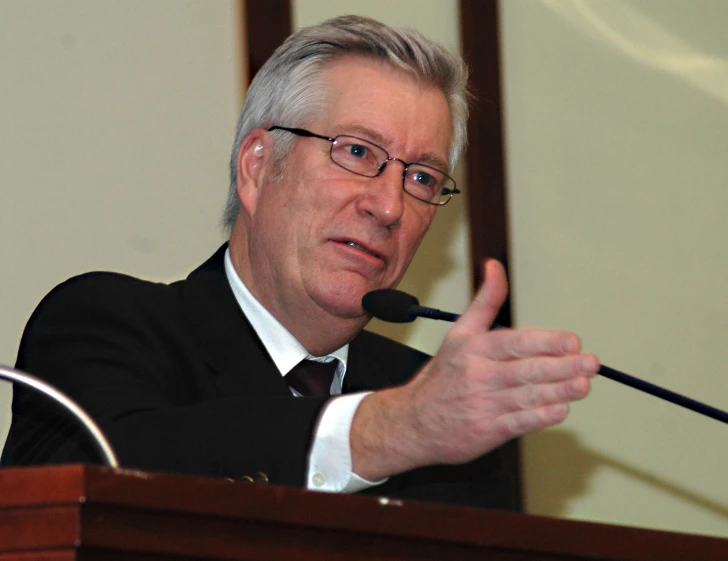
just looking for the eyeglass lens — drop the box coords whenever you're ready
[330,136,455,205]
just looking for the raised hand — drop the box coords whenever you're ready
[351,259,599,480]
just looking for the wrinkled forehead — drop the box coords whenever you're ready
[309,55,453,169]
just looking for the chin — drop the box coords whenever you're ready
[310,280,376,320]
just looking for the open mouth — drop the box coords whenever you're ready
[343,240,381,260]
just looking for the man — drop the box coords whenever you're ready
[2,16,598,509]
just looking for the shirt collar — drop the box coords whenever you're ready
[223,248,349,381]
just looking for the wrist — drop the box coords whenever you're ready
[349,386,428,481]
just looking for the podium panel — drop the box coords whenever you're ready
[0,465,726,560]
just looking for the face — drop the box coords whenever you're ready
[233,56,452,341]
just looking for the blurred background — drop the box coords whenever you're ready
[1,0,726,538]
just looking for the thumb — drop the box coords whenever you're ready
[457,259,509,332]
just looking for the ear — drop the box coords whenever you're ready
[235,128,271,217]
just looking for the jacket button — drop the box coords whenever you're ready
[240,475,255,483]
[254,472,269,483]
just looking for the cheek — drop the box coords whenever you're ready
[406,207,435,247]
[249,190,296,257]
[394,210,434,271]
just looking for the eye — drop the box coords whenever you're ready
[346,144,368,158]
[412,170,436,187]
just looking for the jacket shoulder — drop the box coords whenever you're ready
[16,272,184,363]
[28,271,179,318]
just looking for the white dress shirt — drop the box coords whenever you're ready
[224,249,382,492]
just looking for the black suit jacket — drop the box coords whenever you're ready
[2,245,515,509]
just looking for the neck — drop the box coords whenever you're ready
[296,315,365,357]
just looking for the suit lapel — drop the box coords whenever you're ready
[181,244,291,397]
[345,332,394,392]
[344,330,430,393]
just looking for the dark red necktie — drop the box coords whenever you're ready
[286,359,337,397]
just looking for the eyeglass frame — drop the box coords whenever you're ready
[267,126,460,206]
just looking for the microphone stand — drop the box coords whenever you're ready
[0,365,119,467]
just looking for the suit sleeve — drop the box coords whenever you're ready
[2,273,327,486]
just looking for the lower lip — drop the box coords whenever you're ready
[332,241,385,266]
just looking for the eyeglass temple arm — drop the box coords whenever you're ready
[267,126,334,142]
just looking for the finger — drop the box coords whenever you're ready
[480,353,599,391]
[455,259,508,333]
[494,403,571,441]
[481,327,582,361]
[498,375,592,413]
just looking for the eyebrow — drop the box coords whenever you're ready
[337,123,450,172]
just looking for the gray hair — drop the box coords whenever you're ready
[222,14,469,230]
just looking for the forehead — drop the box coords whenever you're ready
[311,56,452,170]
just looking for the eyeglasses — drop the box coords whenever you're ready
[268,126,460,206]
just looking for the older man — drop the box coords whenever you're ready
[2,16,598,509]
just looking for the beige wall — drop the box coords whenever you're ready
[0,1,241,448]
[501,0,728,537]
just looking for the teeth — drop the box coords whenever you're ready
[345,241,380,259]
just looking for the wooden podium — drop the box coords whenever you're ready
[0,465,726,560]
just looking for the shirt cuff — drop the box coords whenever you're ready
[306,391,387,493]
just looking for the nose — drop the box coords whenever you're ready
[356,160,405,229]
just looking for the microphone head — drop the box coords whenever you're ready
[362,289,420,323]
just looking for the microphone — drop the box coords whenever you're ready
[0,365,119,467]
[361,289,460,323]
[362,289,728,425]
